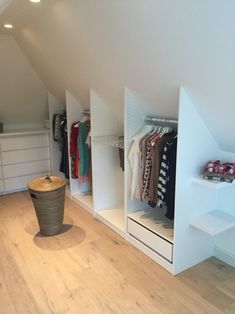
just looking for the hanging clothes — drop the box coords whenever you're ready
[148,132,175,208]
[157,137,177,220]
[70,122,80,178]
[78,120,91,177]
[128,119,177,221]
[60,117,69,179]
[128,125,154,200]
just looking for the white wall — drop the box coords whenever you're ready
[12,0,235,150]
[0,35,48,127]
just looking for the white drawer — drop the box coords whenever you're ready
[0,134,49,151]
[4,172,47,193]
[3,160,50,178]
[0,179,4,193]
[128,218,173,262]
[2,147,50,165]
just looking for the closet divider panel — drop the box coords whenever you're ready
[65,91,87,196]
[124,88,174,273]
[90,90,125,233]
[173,87,219,274]
[48,92,66,177]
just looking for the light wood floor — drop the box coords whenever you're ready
[0,192,234,314]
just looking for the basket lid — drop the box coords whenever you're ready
[28,175,67,192]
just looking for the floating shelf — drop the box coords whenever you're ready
[190,210,235,236]
[128,208,174,243]
[191,176,234,189]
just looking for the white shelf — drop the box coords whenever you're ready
[191,176,233,189]
[96,205,125,232]
[128,208,174,243]
[190,210,235,236]
[72,193,93,213]
[0,129,49,138]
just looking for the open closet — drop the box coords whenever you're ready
[47,86,235,274]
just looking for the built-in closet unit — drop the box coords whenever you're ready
[124,88,176,273]
[90,90,125,236]
[48,92,66,179]
[66,90,93,212]
[48,87,235,274]
[124,87,235,274]
[0,129,51,194]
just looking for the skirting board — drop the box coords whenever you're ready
[214,246,235,268]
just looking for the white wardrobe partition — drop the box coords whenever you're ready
[173,87,218,274]
[66,90,93,212]
[124,88,175,273]
[90,90,125,236]
[48,92,65,177]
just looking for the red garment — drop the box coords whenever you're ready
[70,122,79,178]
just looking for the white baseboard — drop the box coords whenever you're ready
[214,246,235,267]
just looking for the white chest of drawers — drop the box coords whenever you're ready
[0,129,51,194]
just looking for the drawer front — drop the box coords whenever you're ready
[2,147,50,165]
[4,172,48,193]
[128,218,173,262]
[3,160,50,178]
[0,134,49,151]
[0,179,4,193]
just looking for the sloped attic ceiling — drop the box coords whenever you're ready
[0,0,235,151]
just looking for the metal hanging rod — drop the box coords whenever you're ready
[144,116,178,125]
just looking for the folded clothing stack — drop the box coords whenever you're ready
[204,160,235,183]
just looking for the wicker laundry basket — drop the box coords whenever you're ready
[28,175,67,236]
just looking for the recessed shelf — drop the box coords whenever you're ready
[72,193,93,212]
[96,204,125,232]
[190,210,235,236]
[128,208,174,243]
[191,176,234,189]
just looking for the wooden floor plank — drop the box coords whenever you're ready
[0,191,234,314]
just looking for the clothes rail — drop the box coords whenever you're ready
[144,116,178,125]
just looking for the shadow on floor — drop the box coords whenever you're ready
[25,216,86,250]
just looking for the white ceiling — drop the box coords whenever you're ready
[0,0,56,33]
[0,0,11,15]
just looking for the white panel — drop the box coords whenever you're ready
[92,142,124,210]
[0,134,49,151]
[48,92,65,177]
[90,90,123,137]
[0,179,4,193]
[4,172,47,193]
[2,147,50,165]
[173,87,219,274]
[3,160,50,178]
[128,218,173,262]
[0,166,3,179]
[66,90,86,196]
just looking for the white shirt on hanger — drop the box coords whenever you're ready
[128,125,153,200]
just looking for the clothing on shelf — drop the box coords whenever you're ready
[128,119,177,220]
